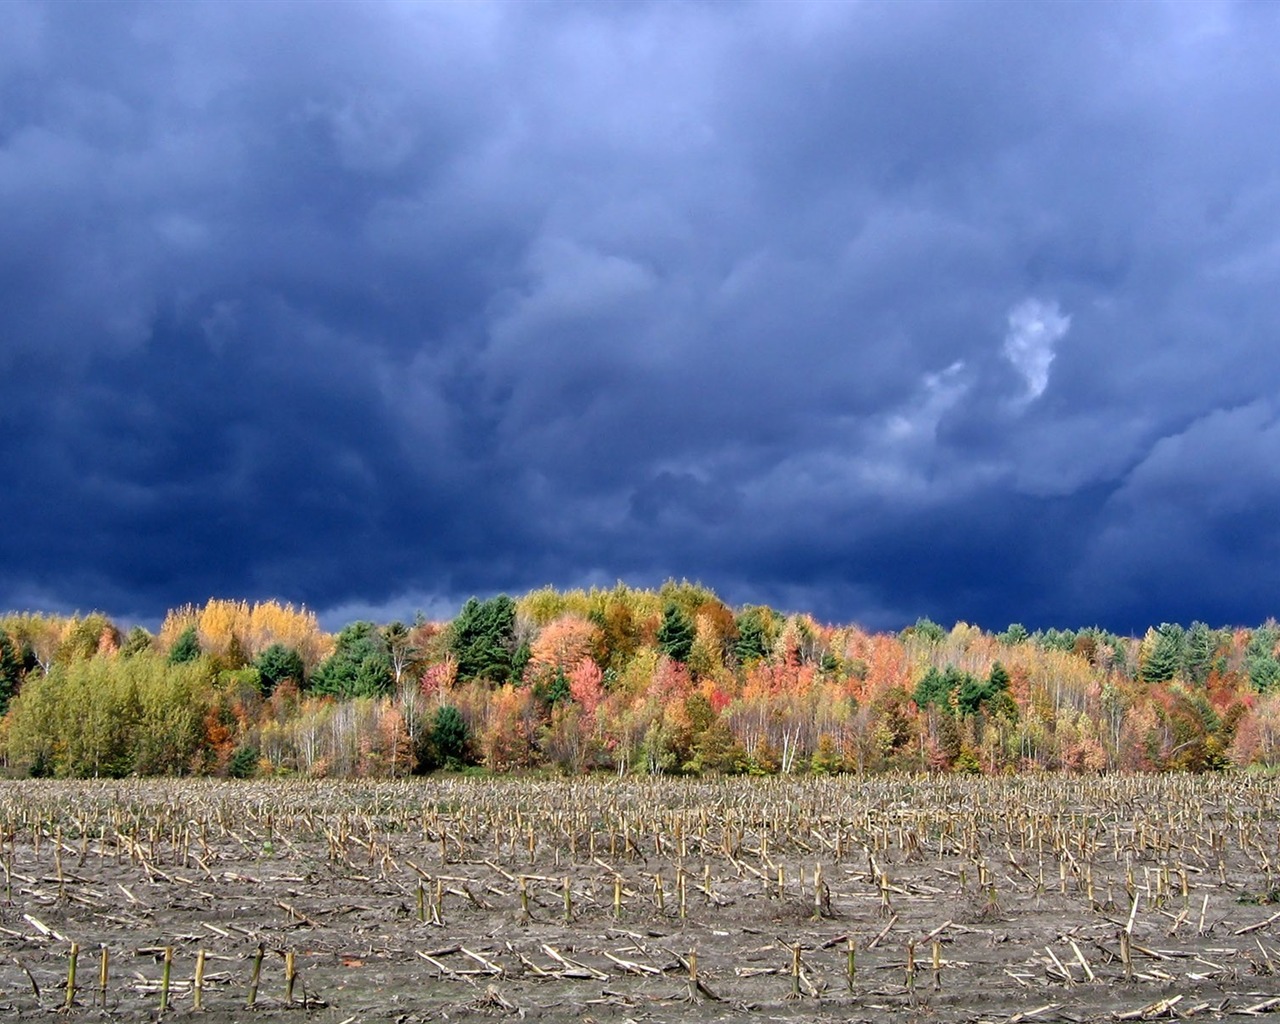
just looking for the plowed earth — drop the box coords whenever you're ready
[0,775,1276,1023]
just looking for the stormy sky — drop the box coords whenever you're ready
[3,1,1280,635]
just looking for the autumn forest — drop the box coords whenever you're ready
[2,582,1279,780]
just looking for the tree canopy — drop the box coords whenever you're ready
[1,588,1279,779]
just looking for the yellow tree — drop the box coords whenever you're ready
[158,600,333,670]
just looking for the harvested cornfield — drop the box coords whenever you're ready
[0,774,1276,1022]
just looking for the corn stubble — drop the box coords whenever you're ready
[0,773,1274,1019]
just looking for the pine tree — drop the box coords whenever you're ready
[905,618,946,644]
[450,596,516,682]
[733,611,770,663]
[999,623,1029,646]
[255,644,305,694]
[1184,622,1217,686]
[1140,624,1184,684]
[0,632,22,716]
[656,603,694,662]
[431,704,470,768]
[310,622,393,697]
[168,625,201,665]
[1246,621,1280,693]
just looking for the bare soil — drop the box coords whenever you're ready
[0,775,1276,1023]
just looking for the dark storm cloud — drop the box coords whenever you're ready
[3,0,1280,633]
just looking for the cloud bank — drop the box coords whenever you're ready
[2,1,1280,634]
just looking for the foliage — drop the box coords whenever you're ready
[310,622,393,698]
[914,665,972,712]
[656,603,694,663]
[122,626,154,658]
[999,623,1030,645]
[533,669,571,709]
[904,617,946,645]
[450,596,517,683]
[956,661,1011,715]
[430,704,471,768]
[159,600,332,672]
[7,653,211,777]
[7,586,1280,779]
[228,744,260,778]
[1247,622,1280,693]
[255,643,306,694]
[1141,623,1184,683]
[734,609,771,664]
[168,626,202,665]
[1184,621,1219,685]
[382,621,424,686]
[526,615,601,683]
[0,632,24,716]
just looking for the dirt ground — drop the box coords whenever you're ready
[0,774,1276,1023]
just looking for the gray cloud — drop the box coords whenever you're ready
[2,1,1280,634]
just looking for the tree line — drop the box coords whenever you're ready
[2,585,1279,778]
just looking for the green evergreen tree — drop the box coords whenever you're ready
[254,643,305,694]
[228,745,259,778]
[1141,623,1185,684]
[535,668,571,708]
[1039,628,1077,652]
[511,639,532,682]
[905,617,946,644]
[657,603,695,662]
[168,625,201,665]
[1246,621,1280,693]
[310,621,393,697]
[956,672,989,716]
[734,610,770,663]
[0,632,22,716]
[1183,622,1217,686]
[998,623,1029,646]
[450,596,516,682]
[431,704,470,768]
[955,662,1009,715]
[914,665,965,711]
